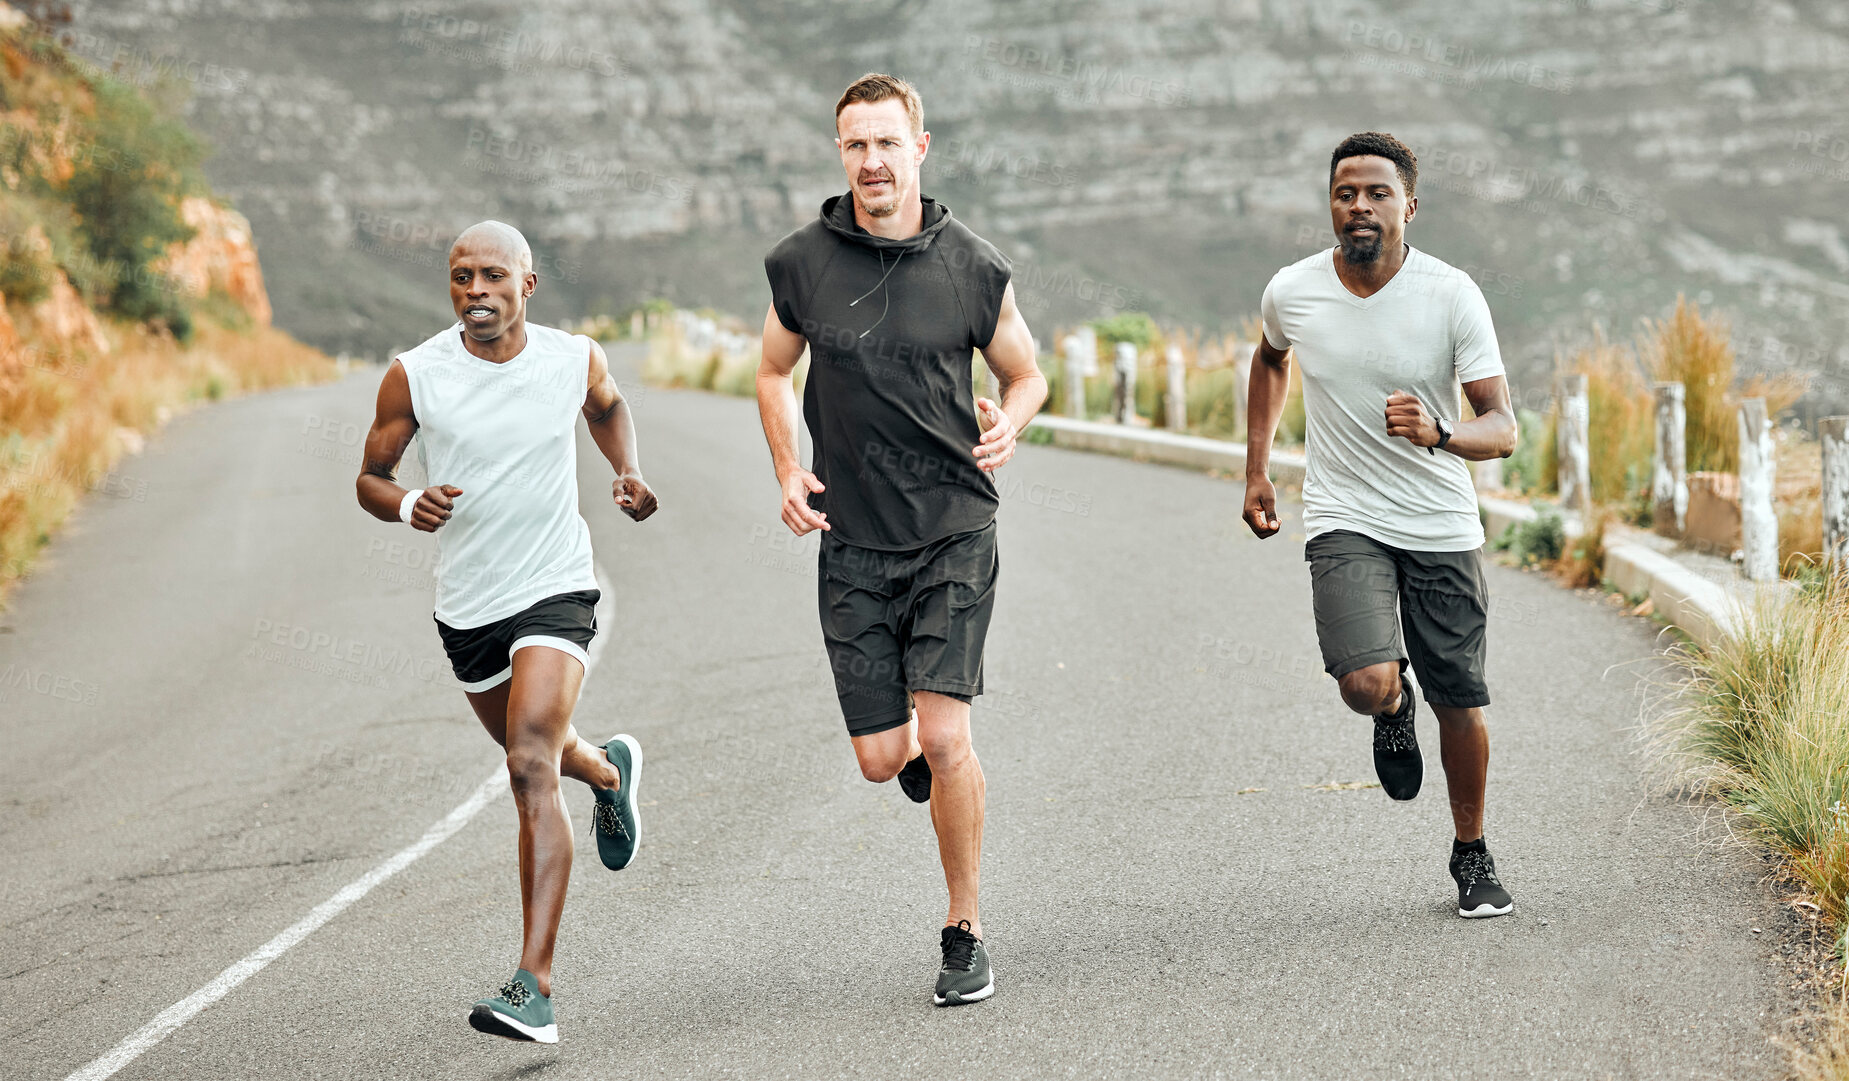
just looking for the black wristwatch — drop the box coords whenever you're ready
[1430,416,1453,455]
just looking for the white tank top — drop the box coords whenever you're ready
[398,321,599,629]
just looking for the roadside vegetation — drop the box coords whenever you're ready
[0,21,335,603]
[633,306,1312,446]
[1650,571,1849,1079]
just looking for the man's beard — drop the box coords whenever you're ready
[858,177,902,217]
[1339,231,1383,265]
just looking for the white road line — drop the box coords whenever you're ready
[65,568,617,1081]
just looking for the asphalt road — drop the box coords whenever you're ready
[1,344,1783,1080]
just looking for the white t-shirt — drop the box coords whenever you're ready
[1260,246,1505,552]
[397,322,600,628]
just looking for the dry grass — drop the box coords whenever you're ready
[1644,296,1739,474]
[1658,575,1849,1076]
[1554,509,1611,589]
[1558,336,1653,512]
[1660,576,1849,913]
[0,320,335,600]
[1640,297,1805,477]
[1781,434,1825,577]
[1794,994,1849,1081]
[642,318,800,399]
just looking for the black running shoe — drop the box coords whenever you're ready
[1373,671,1423,801]
[897,754,932,804]
[1450,839,1514,918]
[933,921,993,1006]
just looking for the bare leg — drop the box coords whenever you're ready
[1430,704,1488,842]
[1335,660,1402,716]
[462,647,586,998]
[466,678,617,793]
[915,691,984,939]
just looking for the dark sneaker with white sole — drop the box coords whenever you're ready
[592,734,642,870]
[934,920,994,1006]
[1373,671,1423,801]
[897,753,932,804]
[1450,838,1514,918]
[469,969,557,1043]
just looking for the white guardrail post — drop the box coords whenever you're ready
[1557,374,1591,518]
[1165,343,1187,433]
[1737,397,1778,582]
[1821,415,1848,576]
[1652,381,1687,537]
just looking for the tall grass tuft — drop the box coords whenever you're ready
[1659,576,1849,918]
[1644,297,1740,474]
[1558,335,1653,513]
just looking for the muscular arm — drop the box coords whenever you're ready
[1384,375,1518,461]
[1243,336,1292,485]
[583,338,658,520]
[972,283,1047,471]
[1241,336,1292,538]
[355,361,456,531]
[756,305,829,534]
[1452,376,1518,460]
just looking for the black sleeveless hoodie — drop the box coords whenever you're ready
[764,194,1013,550]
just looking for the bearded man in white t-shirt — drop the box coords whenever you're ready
[1242,132,1520,919]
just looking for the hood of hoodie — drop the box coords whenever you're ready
[820,192,953,253]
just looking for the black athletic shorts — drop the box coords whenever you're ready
[817,522,998,737]
[434,589,599,692]
[1303,530,1490,709]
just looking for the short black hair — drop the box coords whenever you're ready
[1329,132,1417,196]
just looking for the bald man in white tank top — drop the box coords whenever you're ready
[356,221,659,1044]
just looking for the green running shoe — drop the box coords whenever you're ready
[592,734,642,870]
[468,969,556,1043]
[933,921,994,1006]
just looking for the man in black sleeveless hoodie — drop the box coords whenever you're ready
[756,73,1045,1006]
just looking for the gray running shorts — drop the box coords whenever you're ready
[1303,529,1490,709]
[817,522,997,737]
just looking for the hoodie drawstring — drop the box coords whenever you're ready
[849,248,906,339]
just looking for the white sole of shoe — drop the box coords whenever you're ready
[1459,902,1513,918]
[605,733,643,869]
[469,1005,559,1044]
[934,974,996,1006]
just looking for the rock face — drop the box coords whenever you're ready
[30,271,110,356]
[158,196,272,326]
[62,0,1849,411]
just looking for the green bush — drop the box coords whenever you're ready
[1089,311,1158,350]
[1489,509,1566,566]
[62,79,204,333]
[1502,408,1555,495]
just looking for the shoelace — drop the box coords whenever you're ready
[592,800,629,839]
[498,977,530,1008]
[941,922,978,973]
[1374,717,1417,753]
[1453,850,1500,890]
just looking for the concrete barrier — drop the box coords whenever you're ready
[1026,413,1787,650]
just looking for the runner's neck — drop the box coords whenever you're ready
[1333,242,1410,299]
[853,193,925,240]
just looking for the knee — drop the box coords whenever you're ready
[505,749,559,799]
[1338,664,1401,715]
[858,753,905,784]
[918,725,971,771]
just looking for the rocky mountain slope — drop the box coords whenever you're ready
[61,0,1849,412]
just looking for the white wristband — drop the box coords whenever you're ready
[398,489,421,524]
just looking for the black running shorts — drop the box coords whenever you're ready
[817,522,998,737]
[435,589,600,692]
[1303,530,1490,709]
